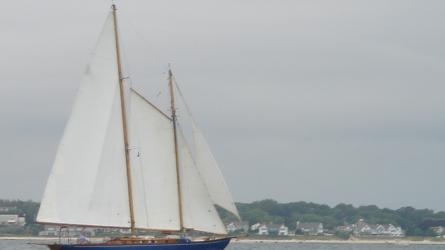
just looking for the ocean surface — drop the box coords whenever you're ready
[1,240,445,250]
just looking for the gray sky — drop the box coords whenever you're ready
[1,0,445,211]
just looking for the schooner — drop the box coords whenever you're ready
[36,5,239,250]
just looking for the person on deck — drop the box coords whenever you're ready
[78,233,89,244]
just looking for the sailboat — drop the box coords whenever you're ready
[36,5,240,250]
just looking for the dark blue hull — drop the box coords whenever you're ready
[48,238,231,250]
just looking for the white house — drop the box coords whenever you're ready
[355,219,372,234]
[250,223,261,231]
[226,223,237,233]
[379,224,404,237]
[226,221,249,233]
[258,224,269,235]
[352,220,404,237]
[296,221,324,235]
[278,224,289,236]
[0,207,16,212]
[431,226,445,236]
[335,225,353,233]
[0,214,25,226]
[256,223,288,236]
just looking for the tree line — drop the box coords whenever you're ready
[220,199,445,236]
[1,199,445,236]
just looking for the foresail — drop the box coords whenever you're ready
[192,122,240,218]
[37,14,130,228]
[173,80,239,218]
[128,89,181,231]
[177,132,227,235]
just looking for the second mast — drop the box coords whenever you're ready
[168,69,185,231]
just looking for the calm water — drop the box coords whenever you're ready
[1,240,445,250]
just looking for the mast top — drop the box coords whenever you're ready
[168,64,173,78]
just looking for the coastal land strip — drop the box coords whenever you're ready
[0,236,445,245]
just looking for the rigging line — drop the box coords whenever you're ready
[172,76,195,122]
[124,12,164,68]
[114,9,163,103]
[117,24,168,131]
[135,123,151,227]
[120,42,166,119]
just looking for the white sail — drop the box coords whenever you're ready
[37,14,131,228]
[177,132,227,235]
[192,122,240,218]
[38,7,237,234]
[128,89,181,231]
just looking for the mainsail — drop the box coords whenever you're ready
[128,90,180,231]
[37,14,131,228]
[37,8,238,235]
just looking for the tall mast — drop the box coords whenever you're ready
[112,4,136,233]
[168,68,185,231]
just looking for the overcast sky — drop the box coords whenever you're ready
[1,0,444,212]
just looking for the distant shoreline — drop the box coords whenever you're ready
[0,236,445,245]
[232,238,445,245]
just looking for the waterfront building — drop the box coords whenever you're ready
[0,214,25,226]
[356,220,404,236]
[258,224,268,235]
[250,223,261,231]
[225,221,249,233]
[278,225,289,236]
[0,206,17,212]
[431,226,445,236]
[335,225,353,233]
[296,221,324,235]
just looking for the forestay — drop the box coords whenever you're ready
[37,14,131,228]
